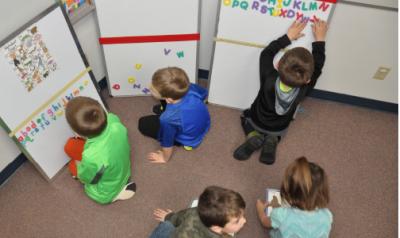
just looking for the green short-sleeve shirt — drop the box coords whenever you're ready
[78,113,131,204]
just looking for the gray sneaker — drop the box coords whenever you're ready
[259,135,279,165]
[233,135,265,161]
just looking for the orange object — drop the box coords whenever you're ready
[66,0,75,6]
[64,137,86,177]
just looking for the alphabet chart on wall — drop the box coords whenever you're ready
[0,4,104,180]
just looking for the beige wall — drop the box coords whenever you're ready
[317,3,398,103]
[343,0,397,9]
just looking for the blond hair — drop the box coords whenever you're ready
[151,67,190,100]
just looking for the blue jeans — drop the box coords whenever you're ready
[149,221,175,238]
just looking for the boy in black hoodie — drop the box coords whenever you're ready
[233,19,328,165]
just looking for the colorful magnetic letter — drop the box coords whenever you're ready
[128,76,136,84]
[164,48,172,55]
[135,64,142,70]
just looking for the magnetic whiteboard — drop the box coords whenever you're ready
[208,0,336,109]
[95,0,200,96]
[0,5,104,180]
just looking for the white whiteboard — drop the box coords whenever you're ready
[208,0,336,109]
[95,0,200,96]
[0,5,104,180]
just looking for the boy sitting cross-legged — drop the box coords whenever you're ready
[138,67,210,163]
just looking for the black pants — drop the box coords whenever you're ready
[241,109,284,139]
[138,101,182,146]
[240,109,256,136]
[138,115,160,140]
[138,115,183,147]
[138,100,167,139]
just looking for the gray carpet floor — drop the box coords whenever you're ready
[0,94,397,238]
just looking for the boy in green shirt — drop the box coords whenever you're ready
[64,96,135,204]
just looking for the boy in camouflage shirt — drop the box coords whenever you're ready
[149,186,246,238]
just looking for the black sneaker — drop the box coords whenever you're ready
[126,182,137,192]
[152,104,164,115]
[233,135,265,161]
[259,135,279,165]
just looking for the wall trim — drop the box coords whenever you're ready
[0,153,26,186]
[309,89,397,113]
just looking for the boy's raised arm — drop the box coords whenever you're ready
[287,21,307,41]
[311,19,328,72]
[308,20,328,92]
[259,21,306,79]
[312,19,328,42]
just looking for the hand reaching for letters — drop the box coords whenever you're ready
[287,20,307,41]
[312,19,328,41]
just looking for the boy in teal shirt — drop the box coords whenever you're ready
[64,96,135,204]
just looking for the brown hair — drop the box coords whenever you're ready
[197,186,246,228]
[65,96,107,137]
[278,47,314,87]
[151,67,190,100]
[280,157,329,211]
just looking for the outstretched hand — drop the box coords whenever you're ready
[256,199,268,214]
[153,208,173,222]
[312,19,328,41]
[287,21,307,41]
[147,150,167,163]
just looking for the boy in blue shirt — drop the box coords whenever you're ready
[138,67,210,163]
